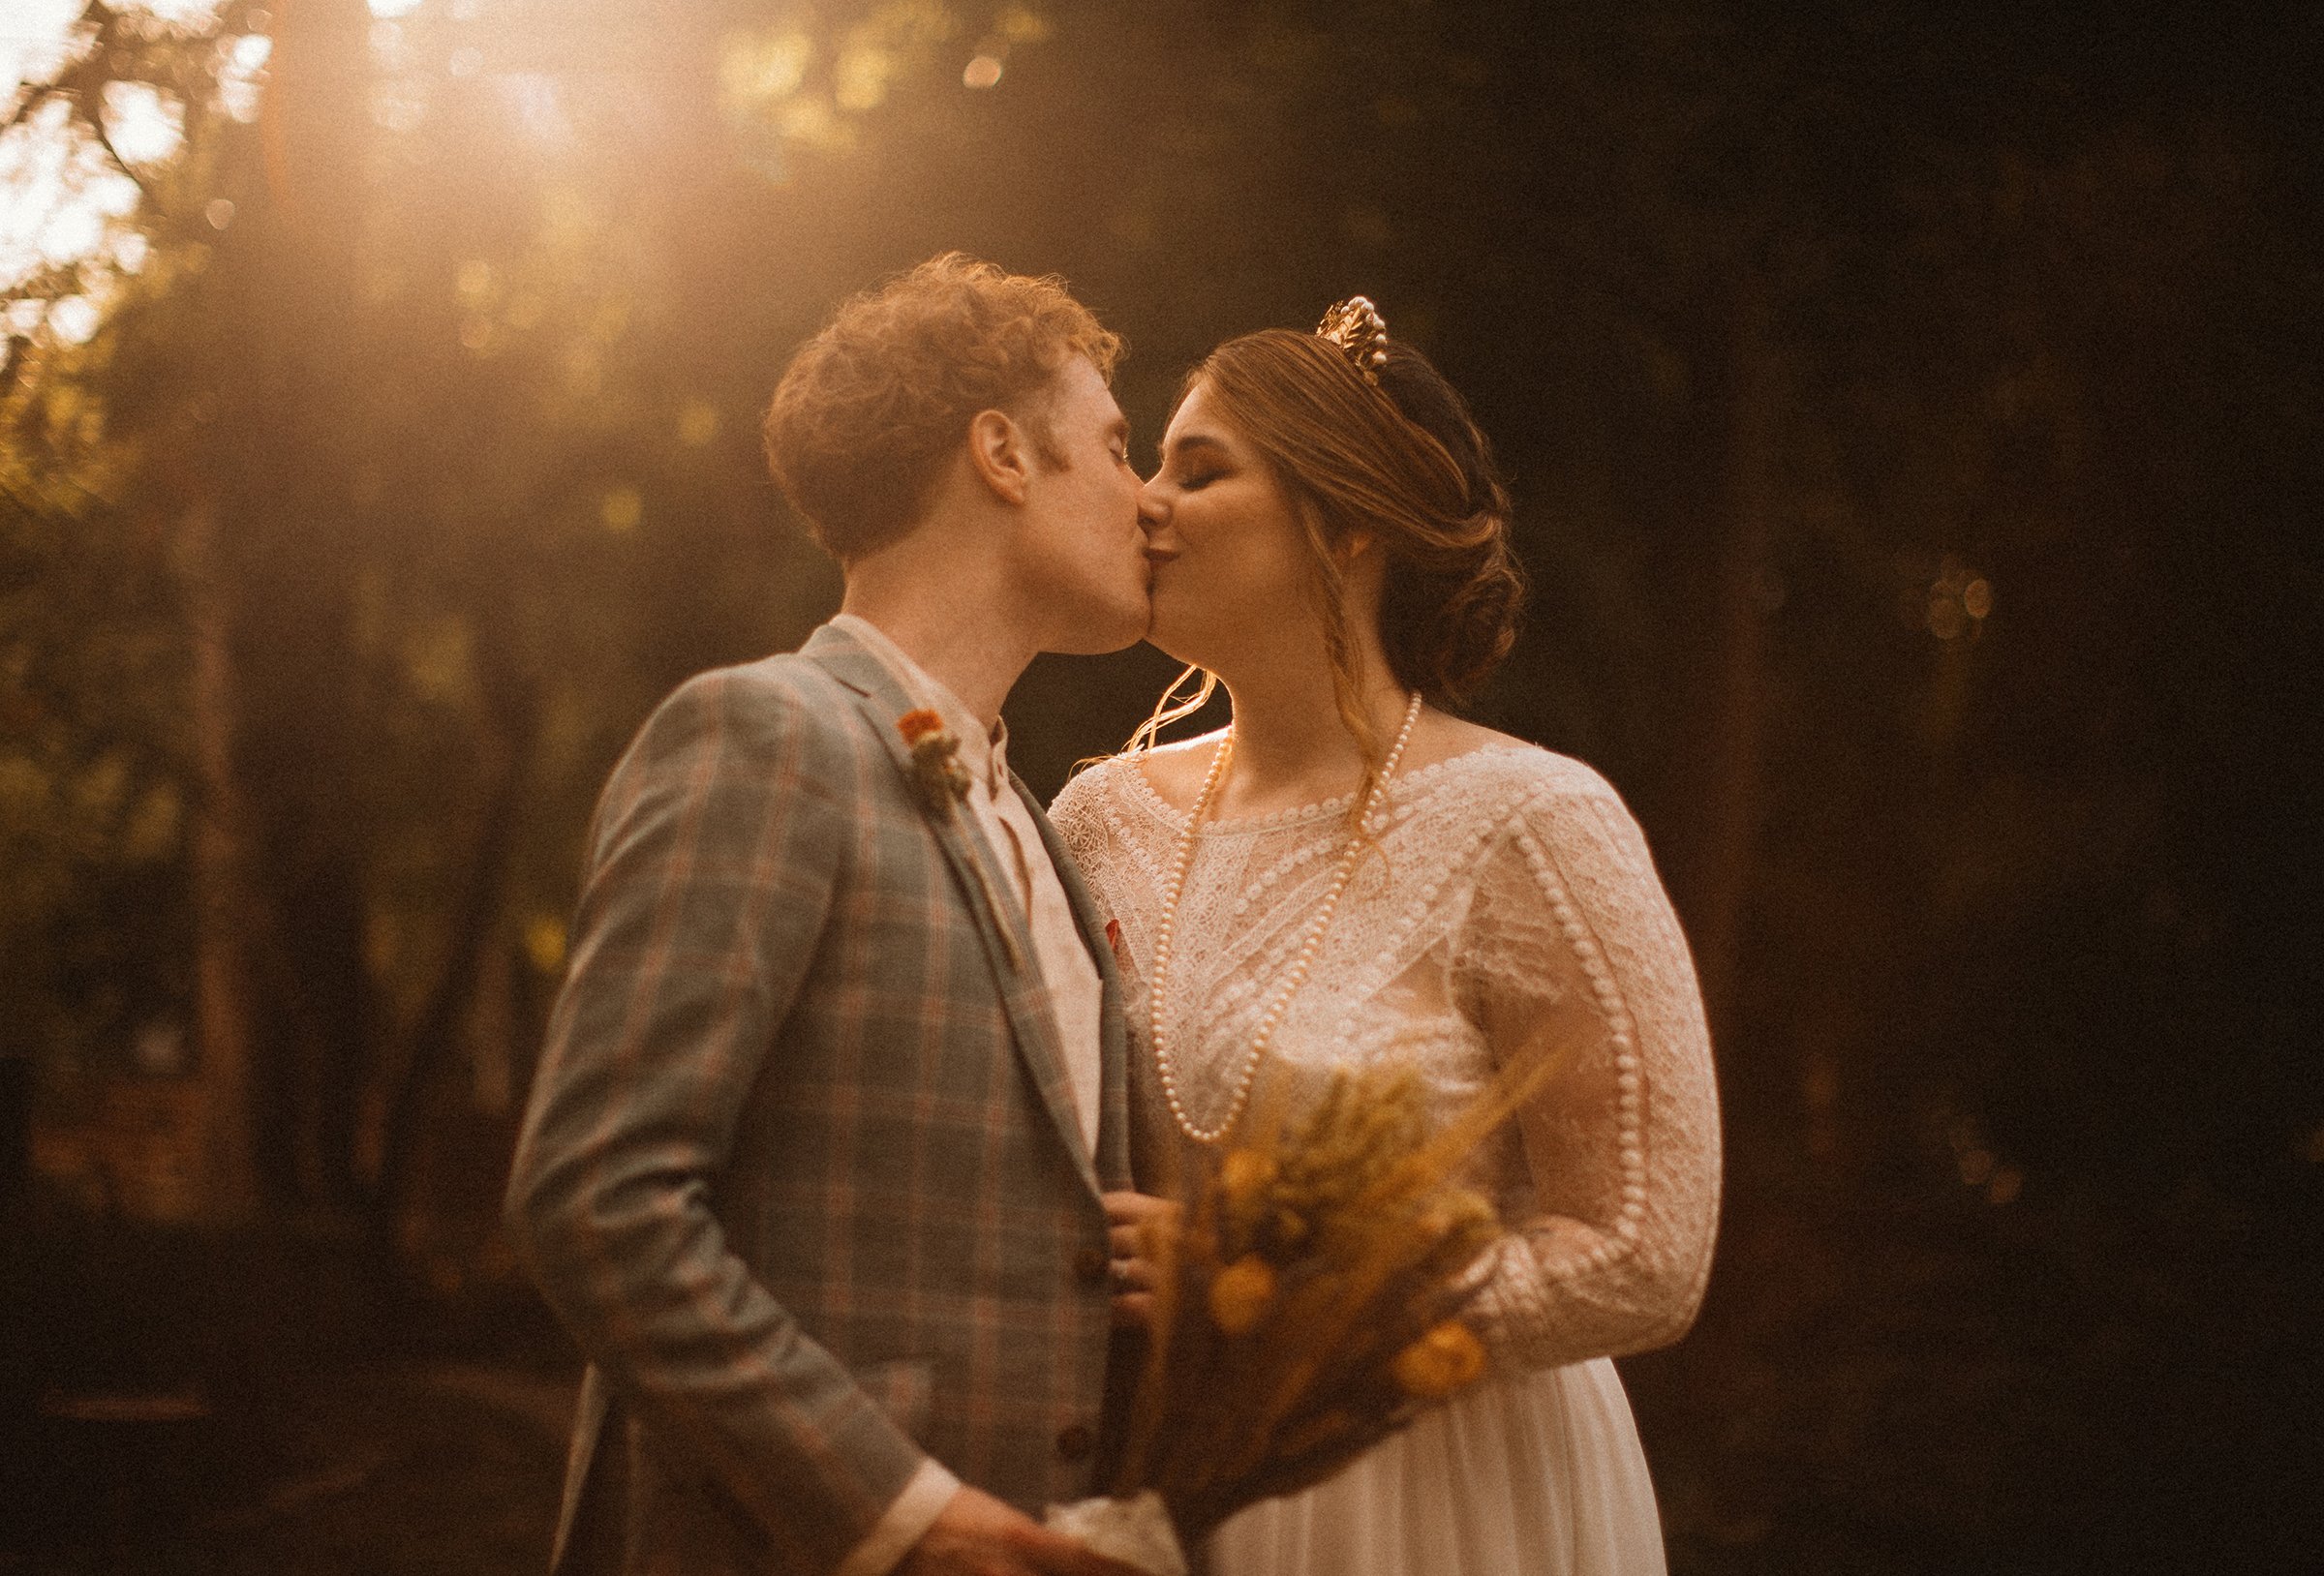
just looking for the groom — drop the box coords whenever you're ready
[505,256,1150,1576]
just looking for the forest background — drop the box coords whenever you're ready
[2,1,2318,1570]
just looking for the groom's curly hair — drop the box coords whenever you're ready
[762,253,1123,561]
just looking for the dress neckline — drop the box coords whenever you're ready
[1119,740,1536,834]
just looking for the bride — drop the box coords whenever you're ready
[1051,300,1721,1576]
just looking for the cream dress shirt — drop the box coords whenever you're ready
[828,613,1109,1576]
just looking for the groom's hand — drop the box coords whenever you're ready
[1102,1192,1180,1332]
[898,1486,1146,1576]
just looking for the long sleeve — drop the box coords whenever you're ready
[504,667,932,1573]
[1456,771,1722,1372]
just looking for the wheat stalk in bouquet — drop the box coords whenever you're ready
[1050,1036,1575,1571]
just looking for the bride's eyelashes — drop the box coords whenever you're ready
[1165,462,1226,491]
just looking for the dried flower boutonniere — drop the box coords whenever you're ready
[896,705,1024,973]
[898,708,974,812]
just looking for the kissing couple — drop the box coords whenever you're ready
[505,256,1721,1576]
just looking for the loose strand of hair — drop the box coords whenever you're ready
[1299,507,1393,852]
[1120,663,1220,758]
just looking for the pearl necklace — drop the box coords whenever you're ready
[1148,691,1426,1145]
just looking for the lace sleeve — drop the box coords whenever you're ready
[1455,763,1721,1371]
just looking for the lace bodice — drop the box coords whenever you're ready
[1051,741,1721,1371]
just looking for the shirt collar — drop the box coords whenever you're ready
[829,613,1011,793]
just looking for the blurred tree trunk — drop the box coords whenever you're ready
[374,617,539,1244]
[227,0,376,1211]
[1682,267,1781,1039]
[182,499,263,1222]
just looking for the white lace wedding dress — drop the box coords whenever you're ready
[1052,741,1721,1576]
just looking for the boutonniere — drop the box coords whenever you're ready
[898,708,973,812]
[899,706,1024,973]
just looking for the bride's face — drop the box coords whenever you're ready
[1140,379,1319,674]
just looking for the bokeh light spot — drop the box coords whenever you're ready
[677,399,720,447]
[101,81,186,167]
[719,28,813,125]
[835,45,897,110]
[48,295,99,345]
[523,917,568,975]
[204,197,236,232]
[963,54,1003,89]
[994,4,1052,45]
[220,34,270,122]
[600,486,643,532]
[401,617,473,700]
[1921,556,1992,641]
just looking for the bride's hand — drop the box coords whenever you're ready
[1101,1191,1179,1331]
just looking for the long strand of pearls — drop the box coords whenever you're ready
[1149,691,1426,1145]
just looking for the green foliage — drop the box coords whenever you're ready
[1,1,2316,1563]
[1,0,2313,1256]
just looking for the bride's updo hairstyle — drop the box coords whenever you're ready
[1138,302,1522,796]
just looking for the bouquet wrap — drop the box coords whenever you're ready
[1045,1491,1187,1576]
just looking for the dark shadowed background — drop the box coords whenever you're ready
[3,1,2319,1570]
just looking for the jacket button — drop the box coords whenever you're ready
[1072,1246,1109,1286]
[1055,1423,1095,1462]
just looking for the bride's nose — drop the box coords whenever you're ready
[1137,478,1171,535]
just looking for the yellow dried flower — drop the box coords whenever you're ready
[1415,1188,1496,1243]
[1208,1255,1277,1335]
[1219,1148,1277,1209]
[1391,1319,1487,1399]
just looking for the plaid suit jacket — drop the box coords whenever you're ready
[505,622,1132,1575]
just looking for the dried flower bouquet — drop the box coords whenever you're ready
[1050,1044,1570,1573]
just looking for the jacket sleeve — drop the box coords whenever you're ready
[504,666,929,1573]
[1456,769,1724,1371]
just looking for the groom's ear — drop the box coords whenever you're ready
[965,408,1034,505]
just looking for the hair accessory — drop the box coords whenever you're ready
[1316,295,1391,385]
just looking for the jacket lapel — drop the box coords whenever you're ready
[1011,771,1133,1192]
[803,623,1101,1197]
